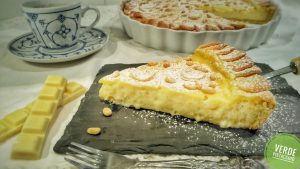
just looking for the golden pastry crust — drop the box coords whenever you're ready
[99,42,276,129]
[194,42,276,107]
[123,0,247,32]
[122,0,277,32]
[197,0,277,23]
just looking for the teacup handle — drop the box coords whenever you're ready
[80,6,100,35]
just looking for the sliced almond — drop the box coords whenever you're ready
[183,83,199,90]
[163,62,170,68]
[129,69,156,82]
[184,57,192,61]
[235,65,262,77]
[229,56,254,72]
[214,46,234,55]
[208,81,217,88]
[193,65,209,72]
[147,62,158,66]
[201,85,216,94]
[186,61,194,66]
[165,76,176,83]
[112,71,120,78]
[188,10,201,20]
[209,73,217,81]
[236,75,271,93]
[181,69,205,81]
[199,42,221,49]
[204,43,227,50]
[219,50,246,62]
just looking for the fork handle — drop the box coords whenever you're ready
[132,158,265,169]
[134,159,195,168]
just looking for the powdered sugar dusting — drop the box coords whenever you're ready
[101,58,218,94]
[117,83,298,156]
[110,72,298,156]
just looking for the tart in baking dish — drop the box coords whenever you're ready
[98,42,276,129]
[123,0,277,31]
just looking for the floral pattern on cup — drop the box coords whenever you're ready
[22,1,100,53]
[25,7,80,50]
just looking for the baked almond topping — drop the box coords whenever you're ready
[129,69,156,82]
[183,82,199,90]
[200,84,216,94]
[99,42,276,129]
[163,62,171,68]
[147,61,158,66]
[204,43,227,50]
[236,75,271,93]
[188,10,201,20]
[208,81,217,88]
[193,65,209,72]
[230,57,255,72]
[218,50,246,62]
[199,42,222,49]
[235,65,262,77]
[123,0,276,33]
[181,69,205,81]
[209,73,218,81]
[112,71,120,78]
[186,61,194,66]
[165,76,176,83]
[123,0,278,32]
[214,46,235,55]
[184,57,193,61]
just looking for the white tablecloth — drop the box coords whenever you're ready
[0,1,300,169]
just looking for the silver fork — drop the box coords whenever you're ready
[65,142,265,169]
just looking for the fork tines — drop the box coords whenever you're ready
[65,142,107,169]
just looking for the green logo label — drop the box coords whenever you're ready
[265,134,300,169]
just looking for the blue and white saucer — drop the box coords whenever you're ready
[8,27,108,63]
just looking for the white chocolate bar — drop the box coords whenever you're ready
[11,75,66,160]
[0,81,86,144]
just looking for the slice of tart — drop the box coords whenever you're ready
[98,43,276,129]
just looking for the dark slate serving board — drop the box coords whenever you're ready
[54,63,300,156]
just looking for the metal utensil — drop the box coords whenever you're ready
[264,57,300,79]
[64,142,265,169]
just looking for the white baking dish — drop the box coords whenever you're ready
[119,2,281,53]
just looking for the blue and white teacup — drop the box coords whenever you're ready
[22,0,100,54]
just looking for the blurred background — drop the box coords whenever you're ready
[0,0,122,19]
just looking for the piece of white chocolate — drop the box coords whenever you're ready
[62,82,86,105]
[11,75,66,160]
[0,81,85,144]
[0,108,30,143]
